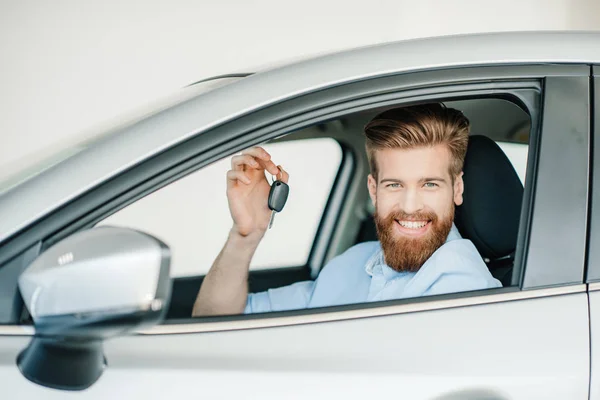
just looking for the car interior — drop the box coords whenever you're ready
[162,97,531,320]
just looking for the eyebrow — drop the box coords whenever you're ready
[380,177,448,184]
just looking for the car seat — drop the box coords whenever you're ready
[454,135,523,286]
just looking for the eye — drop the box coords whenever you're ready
[386,183,401,189]
[423,182,438,188]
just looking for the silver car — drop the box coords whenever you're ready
[1,31,599,399]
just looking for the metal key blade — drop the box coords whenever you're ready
[268,210,276,229]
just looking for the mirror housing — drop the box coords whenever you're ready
[17,226,171,390]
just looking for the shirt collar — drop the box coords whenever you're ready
[365,222,462,277]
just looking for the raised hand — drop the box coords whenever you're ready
[226,147,289,237]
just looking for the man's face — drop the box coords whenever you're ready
[367,144,464,272]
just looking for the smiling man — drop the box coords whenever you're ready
[193,103,501,316]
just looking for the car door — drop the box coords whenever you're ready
[0,35,595,399]
[98,68,590,400]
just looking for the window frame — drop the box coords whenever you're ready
[519,74,590,288]
[0,64,590,331]
[48,82,542,273]
[587,65,600,284]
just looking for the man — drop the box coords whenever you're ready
[193,103,501,316]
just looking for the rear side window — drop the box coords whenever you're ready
[496,142,528,184]
[98,138,342,277]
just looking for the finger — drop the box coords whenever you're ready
[226,170,251,185]
[277,165,289,184]
[231,154,259,171]
[241,147,271,161]
[258,158,279,176]
[241,147,279,175]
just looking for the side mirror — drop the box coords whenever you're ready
[17,226,171,391]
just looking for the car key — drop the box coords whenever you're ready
[268,179,289,229]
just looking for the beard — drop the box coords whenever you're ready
[374,206,454,273]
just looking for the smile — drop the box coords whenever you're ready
[397,220,429,229]
[394,219,432,237]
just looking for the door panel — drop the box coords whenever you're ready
[1,292,588,399]
[587,288,600,400]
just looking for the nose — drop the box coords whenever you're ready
[401,188,424,214]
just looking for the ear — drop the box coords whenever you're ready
[453,171,464,206]
[367,174,377,207]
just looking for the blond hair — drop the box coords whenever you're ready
[364,103,470,179]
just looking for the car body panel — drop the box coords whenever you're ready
[1,31,600,243]
[588,286,600,400]
[0,290,590,399]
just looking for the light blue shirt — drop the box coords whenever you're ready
[245,224,502,313]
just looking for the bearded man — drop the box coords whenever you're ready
[193,103,501,316]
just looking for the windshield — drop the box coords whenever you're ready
[0,76,244,195]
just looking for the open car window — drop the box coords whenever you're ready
[96,94,535,320]
[497,142,528,184]
[98,138,343,277]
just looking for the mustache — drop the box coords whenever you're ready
[383,210,438,223]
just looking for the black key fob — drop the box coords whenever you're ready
[268,181,289,212]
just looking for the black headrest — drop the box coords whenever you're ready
[454,135,523,261]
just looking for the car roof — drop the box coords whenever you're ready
[1,31,599,244]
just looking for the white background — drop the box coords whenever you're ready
[1,0,599,168]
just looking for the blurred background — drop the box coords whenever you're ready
[1,0,599,276]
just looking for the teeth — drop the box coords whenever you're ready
[398,220,428,229]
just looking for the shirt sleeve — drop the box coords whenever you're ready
[244,280,316,314]
[422,268,501,297]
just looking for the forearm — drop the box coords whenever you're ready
[192,229,263,316]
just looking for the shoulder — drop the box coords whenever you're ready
[320,241,380,275]
[343,241,381,258]
[416,239,502,291]
[433,239,488,268]
[335,241,381,264]
[310,241,377,303]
